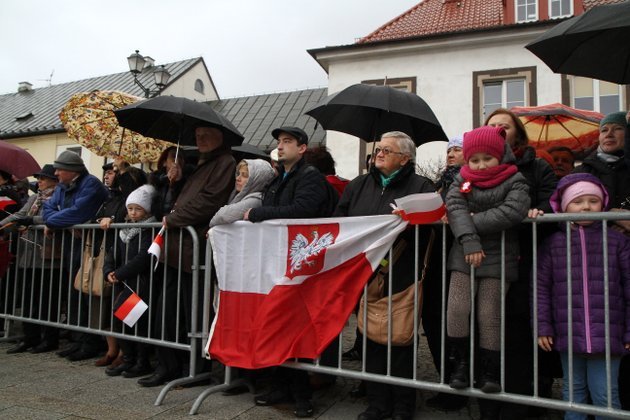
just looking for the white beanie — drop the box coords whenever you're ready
[126,185,156,213]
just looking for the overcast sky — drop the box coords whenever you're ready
[0,0,419,98]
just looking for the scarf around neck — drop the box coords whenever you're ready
[119,216,157,243]
[596,146,623,163]
[28,187,55,216]
[459,163,518,189]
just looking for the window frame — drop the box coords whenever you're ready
[549,0,573,19]
[515,0,538,23]
[472,66,537,127]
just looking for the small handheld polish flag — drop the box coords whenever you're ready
[113,283,148,328]
[394,192,445,224]
[0,197,17,212]
[147,226,165,269]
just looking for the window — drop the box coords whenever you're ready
[361,76,416,93]
[549,0,572,18]
[473,67,537,126]
[483,80,526,119]
[56,145,90,169]
[516,0,538,22]
[572,77,624,115]
[194,79,205,94]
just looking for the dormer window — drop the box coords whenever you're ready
[549,0,572,19]
[516,0,538,23]
[194,79,205,94]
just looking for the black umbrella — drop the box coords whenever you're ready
[231,144,270,161]
[305,83,447,146]
[114,95,244,147]
[525,1,630,85]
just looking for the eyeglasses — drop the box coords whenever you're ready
[375,147,406,157]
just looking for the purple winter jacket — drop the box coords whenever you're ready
[536,173,630,355]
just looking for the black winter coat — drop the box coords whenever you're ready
[515,146,556,213]
[573,152,630,209]
[334,163,437,294]
[103,226,153,298]
[249,158,334,222]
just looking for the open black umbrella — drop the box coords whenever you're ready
[305,83,447,146]
[231,144,269,162]
[114,95,244,147]
[525,1,630,85]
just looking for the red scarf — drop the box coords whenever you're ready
[459,164,518,189]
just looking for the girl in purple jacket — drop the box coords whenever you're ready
[536,173,630,417]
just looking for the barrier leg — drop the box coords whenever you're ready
[189,366,254,415]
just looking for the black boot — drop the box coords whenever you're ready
[478,348,501,393]
[105,354,135,377]
[448,337,470,389]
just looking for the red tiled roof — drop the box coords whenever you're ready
[358,0,624,44]
[358,0,504,44]
[583,0,626,7]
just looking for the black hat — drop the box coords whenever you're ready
[271,126,309,145]
[53,150,86,172]
[102,162,114,171]
[33,164,58,181]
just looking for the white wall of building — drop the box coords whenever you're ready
[162,61,218,102]
[317,27,565,179]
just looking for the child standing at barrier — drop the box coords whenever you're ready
[103,184,157,379]
[445,125,530,393]
[536,173,630,417]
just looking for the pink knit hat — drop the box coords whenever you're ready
[560,181,605,212]
[463,126,506,162]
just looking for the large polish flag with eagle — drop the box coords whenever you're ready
[205,214,408,369]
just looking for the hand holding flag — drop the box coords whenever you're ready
[113,282,148,328]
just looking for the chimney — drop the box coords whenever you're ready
[143,56,155,68]
[18,81,33,92]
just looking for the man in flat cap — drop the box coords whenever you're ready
[244,127,337,417]
[42,150,109,361]
[245,126,335,222]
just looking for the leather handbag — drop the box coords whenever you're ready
[73,232,111,297]
[357,230,434,346]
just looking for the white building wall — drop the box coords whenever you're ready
[319,28,565,179]
[162,61,219,102]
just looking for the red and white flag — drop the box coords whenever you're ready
[147,226,165,269]
[394,192,445,225]
[0,196,17,212]
[113,288,148,328]
[205,214,408,369]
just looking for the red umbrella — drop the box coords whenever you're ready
[510,103,603,154]
[0,141,41,179]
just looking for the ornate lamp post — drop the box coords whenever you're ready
[126,50,171,98]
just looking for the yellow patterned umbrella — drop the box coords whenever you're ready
[59,90,170,163]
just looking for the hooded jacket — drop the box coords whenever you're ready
[536,173,630,355]
[573,150,630,209]
[209,159,275,227]
[446,145,530,281]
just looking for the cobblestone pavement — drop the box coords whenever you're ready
[0,317,564,419]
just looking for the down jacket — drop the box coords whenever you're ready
[536,173,630,355]
[446,146,530,281]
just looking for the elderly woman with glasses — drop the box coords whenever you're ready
[335,131,438,420]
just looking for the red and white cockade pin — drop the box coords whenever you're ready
[460,180,472,193]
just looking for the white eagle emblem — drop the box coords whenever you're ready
[289,230,334,274]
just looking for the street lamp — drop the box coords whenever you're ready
[126,50,171,98]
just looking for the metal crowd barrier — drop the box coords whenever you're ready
[191,213,630,419]
[0,222,210,406]
[1,215,629,418]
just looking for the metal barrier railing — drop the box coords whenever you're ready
[192,212,630,419]
[0,222,210,405]
[1,214,628,418]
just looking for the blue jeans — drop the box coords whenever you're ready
[560,352,621,420]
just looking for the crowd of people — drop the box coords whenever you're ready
[0,110,629,420]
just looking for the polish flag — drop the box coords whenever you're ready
[147,226,165,269]
[394,192,445,225]
[114,288,148,328]
[205,214,408,369]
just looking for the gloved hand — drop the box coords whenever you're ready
[14,215,34,226]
